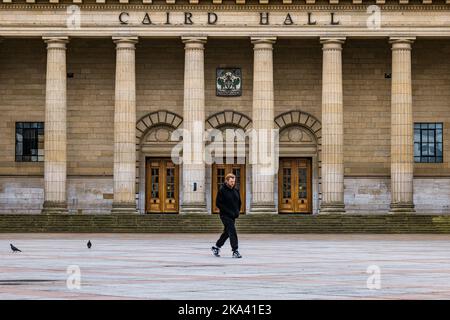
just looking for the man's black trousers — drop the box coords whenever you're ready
[216,215,238,251]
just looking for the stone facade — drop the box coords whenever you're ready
[0,3,450,215]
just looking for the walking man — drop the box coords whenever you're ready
[211,173,242,258]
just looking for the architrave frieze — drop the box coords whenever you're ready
[1,4,450,11]
[2,4,450,38]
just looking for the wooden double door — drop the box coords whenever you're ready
[146,158,179,213]
[278,158,312,214]
[145,158,311,214]
[212,163,246,214]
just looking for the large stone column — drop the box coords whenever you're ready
[111,36,138,214]
[389,37,416,213]
[180,36,208,214]
[250,37,277,214]
[41,37,69,214]
[319,37,346,214]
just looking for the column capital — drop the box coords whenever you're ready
[113,36,138,49]
[251,36,276,49]
[389,37,415,50]
[42,36,69,49]
[182,36,207,49]
[320,37,346,50]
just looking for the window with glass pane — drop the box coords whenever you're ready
[151,168,159,198]
[282,168,291,198]
[233,168,241,190]
[166,168,175,199]
[414,123,443,163]
[15,122,44,162]
[298,168,308,199]
[217,168,225,190]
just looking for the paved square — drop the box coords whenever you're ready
[1,234,450,299]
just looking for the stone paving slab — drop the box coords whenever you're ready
[1,234,450,299]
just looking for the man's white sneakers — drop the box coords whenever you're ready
[232,250,242,258]
[211,246,220,257]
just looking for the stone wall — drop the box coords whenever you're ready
[343,39,391,176]
[274,39,322,118]
[136,39,184,120]
[0,39,46,176]
[0,38,449,213]
[0,177,112,214]
[205,39,253,119]
[413,39,450,177]
[344,177,450,214]
[0,177,43,214]
[2,176,449,214]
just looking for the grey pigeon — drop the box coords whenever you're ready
[10,244,21,253]
[87,240,92,249]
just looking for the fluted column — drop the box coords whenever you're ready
[111,36,138,214]
[319,37,346,214]
[389,37,415,213]
[250,37,277,214]
[41,37,69,214]
[180,36,208,214]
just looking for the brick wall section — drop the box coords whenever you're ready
[412,39,450,176]
[0,39,46,176]
[0,177,43,214]
[274,39,322,119]
[136,39,184,120]
[343,39,391,176]
[66,39,115,176]
[205,39,253,119]
[1,38,449,213]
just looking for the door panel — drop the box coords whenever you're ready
[279,164,294,212]
[278,158,312,214]
[212,163,246,214]
[164,162,178,212]
[146,158,179,213]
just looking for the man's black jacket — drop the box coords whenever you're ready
[215,182,241,219]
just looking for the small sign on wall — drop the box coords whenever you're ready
[216,68,242,97]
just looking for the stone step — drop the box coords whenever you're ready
[0,214,450,233]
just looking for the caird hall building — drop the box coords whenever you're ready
[0,0,450,216]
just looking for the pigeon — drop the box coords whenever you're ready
[87,240,92,249]
[10,244,21,253]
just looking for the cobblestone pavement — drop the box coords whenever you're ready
[1,234,450,299]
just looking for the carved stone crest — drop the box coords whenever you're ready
[216,68,242,97]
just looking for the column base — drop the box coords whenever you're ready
[111,202,138,214]
[41,201,68,214]
[180,203,208,214]
[389,202,415,214]
[319,202,346,214]
[249,203,277,214]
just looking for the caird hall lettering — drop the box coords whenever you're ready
[118,12,340,25]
